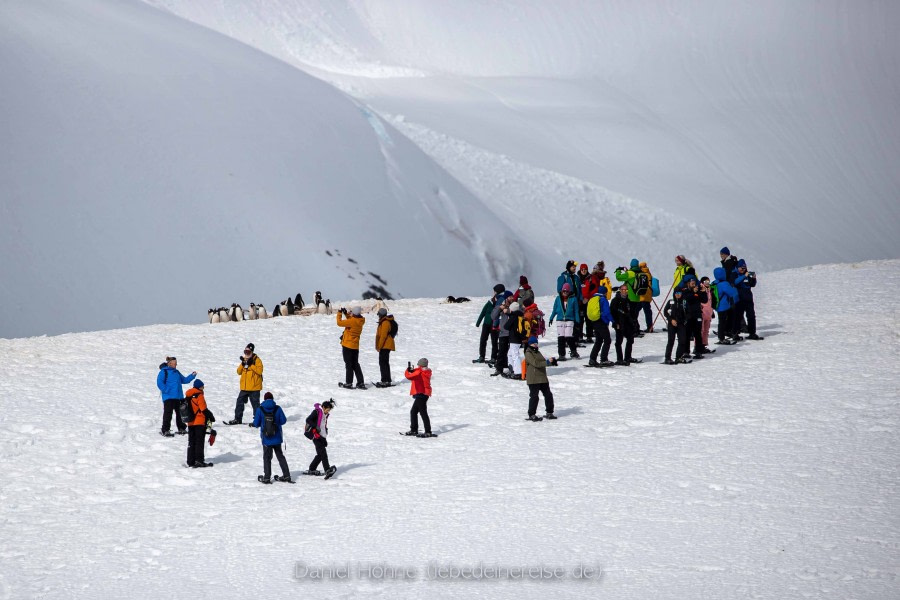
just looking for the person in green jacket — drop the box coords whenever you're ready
[615,259,645,336]
[524,337,555,421]
[474,284,504,364]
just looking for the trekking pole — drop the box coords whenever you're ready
[650,280,675,330]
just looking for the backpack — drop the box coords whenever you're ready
[651,277,660,297]
[586,296,601,321]
[525,308,547,337]
[635,272,650,295]
[388,319,398,338]
[709,282,720,306]
[263,409,278,437]
[178,393,198,423]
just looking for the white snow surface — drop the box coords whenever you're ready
[145,0,900,268]
[1,260,898,599]
[0,0,544,339]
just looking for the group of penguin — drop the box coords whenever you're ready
[207,293,333,324]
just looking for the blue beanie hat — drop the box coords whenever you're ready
[527,336,539,345]
[682,274,697,284]
[737,258,747,268]
[630,258,639,268]
[597,285,607,296]
[720,246,730,255]
[193,379,204,388]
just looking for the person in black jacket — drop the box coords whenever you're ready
[681,275,709,357]
[610,286,640,365]
[504,302,526,378]
[734,259,762,340]
[303,399,336,479]
[720,246,739,284]
[663,288,690,364]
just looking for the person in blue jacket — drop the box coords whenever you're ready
[556,260,583,304]
[252,392,291,484]
[156,355,197,437]
[712,267,740,344]
[587,286,614,367]
[549,283,581,359]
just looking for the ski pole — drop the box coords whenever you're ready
[651,280,675,330]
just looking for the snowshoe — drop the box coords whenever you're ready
[324,466,337,480]
[160,430,175,438]
[628,358,643,364]
[598,360,615,367]
[663,358,676,365]
[355,383,368,390]
[472,357,485,363]
[192,461,213,468]
[676,357,693,364]
[402,430,419,436]
[301,470,323,476]
[556,356,568,362]
[489,370,502,377]
[748,334,764,340]
[373,381,395,388]
[273,475,295,484]
[526,415,544,422]
[586,360,600,368]
[545,414,558,420]
[417,432,438,438]
[257,476,272,484]
[224,419,242,426]
[337,382,354,389]
[569,351,581,359]
[714,340,733,346]
[615,360,630,366]
[176,430,188,435]
[732,335,744,342]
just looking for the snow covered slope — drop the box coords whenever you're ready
[145,0,900,269]
[1,260,898,599]
[0,0,543,339]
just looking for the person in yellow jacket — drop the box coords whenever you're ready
[337,306,367,389]
[374,307,397,387]
[673,255,695,289]
[226,343,263,425]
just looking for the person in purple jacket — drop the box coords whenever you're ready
[303,399,337,480]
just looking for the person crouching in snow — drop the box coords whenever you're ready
[304,399,337,479]
[404,358,435,437]
[252,392,292,484]
[524,337,555,421]
[184,379,214,468]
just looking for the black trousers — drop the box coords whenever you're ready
[614,326,634,361]
[263,444,290,479]
[688,318,703,353]
[557,335,577,357]
[629,301,642,331]
[342,346,364,385]
[378,348,392,383]
[233,390,260,422]
[665,324,687,360]
[589,321,611,362]
[410,394,431,433]
[162,399,186,433]
[478,323,498,361]
[309,438,330,471]
[718,309,733,342]
[640,302,653,330]
[736,298,757,336]
[186,424,206,465]
[496,337,510,371]
[527,382,554,416]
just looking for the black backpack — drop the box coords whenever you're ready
[179,393,198,423]
[388,319,398,338]
[635,272,650,295]
[263,409,278,437]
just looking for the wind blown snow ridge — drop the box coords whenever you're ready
[0,260,897,599]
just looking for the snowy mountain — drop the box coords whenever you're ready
[0,0,544,339]
[0,260,897,599]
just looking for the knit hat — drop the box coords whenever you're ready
[737,259,747,268]
[264,391,274,400]
[417,357,429,367]
[527,336,539,346]
[519,275,528,285]
[630,258,639,268]
[597,285,607,296]
[493,283,506,294]
[245,343,255,353]
[561,283,572,292]
[683,274,697,284]
[720,246,731,256]
[579,263,588,271]
[566,260,576,270]
[595,261,605,271]
[377,308,387,317]
[508,302,520,312]
[193,379,204,389]
[351,306,362,316]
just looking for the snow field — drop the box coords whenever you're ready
[1,260,898,598]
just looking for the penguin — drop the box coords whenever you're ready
[294,293,305,312]
[286,296,295,315]
[234,303,244,321]
[208,308,217,324]
[257,304,269,319]
[314,291,324,307]
[248,303,258,320]
[273,303,283,317]
[218,307,230,322]
[325,299,333,315]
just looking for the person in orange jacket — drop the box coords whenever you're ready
[337,306,366,389]
[403,358,435,437]
[184,380,213,468]
[374,308,396,387]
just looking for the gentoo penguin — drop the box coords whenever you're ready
[286,296,295,315]
[257,304,269,319]
[218,307,231,322]
[248,303,258,320]
[294,293,305,312]
[208,308,215,323]
[273,302,283,317]
[230,303,244,322]
[325,299,333,315]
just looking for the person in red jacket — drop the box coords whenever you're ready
[403,358,435,437]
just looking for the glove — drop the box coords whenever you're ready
[248,423,255,428]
